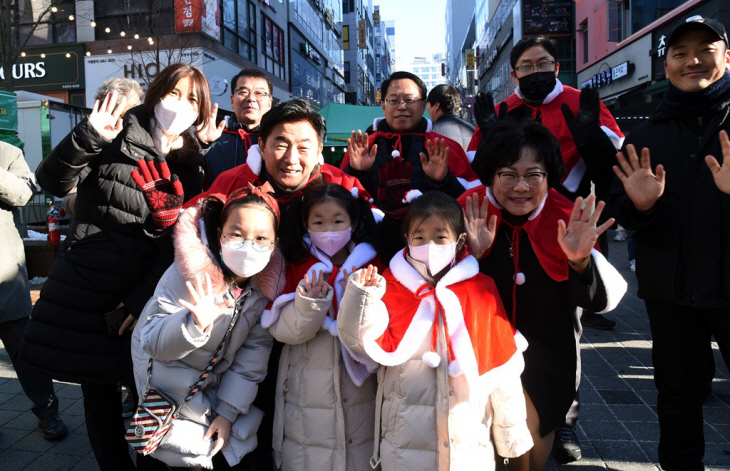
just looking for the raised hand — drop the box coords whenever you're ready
[557,196,614,272]
[474,92,508,135]
[131,156,184,228]
[561,87,601,145]
[340,266,358,292]
[196,103,226,144]
[298,269,330,299]
[705,130,730,194]
[347,130,378,171]
[377,155,412,220]
[420,138,450,182]
[204,415,231,456]
[464,193,497,259]
[613,144,665,212]
[178,273,220,332]
[354,265,379,288]
[88,91,127,141]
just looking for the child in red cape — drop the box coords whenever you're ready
[337,191,533,471]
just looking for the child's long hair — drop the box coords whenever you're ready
[281,182,381,264]
[402,191,467,255]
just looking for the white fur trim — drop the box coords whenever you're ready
[262,292,296,328]
[403,189,423,203]
[466,150,476,164]
[371,208,384,224]
[322,316,337,336]
[247,144,263,176]
[474,337,527,395]
[601,125,624,149]
[514,78,564,105]
[422,351,441,368]
[318,153,324,165]
[591,248,628,313]
[562,158,586,193]
[457,177,483,190]
[391,150,401,158]
[340,343,376,387]
[448,359,463,377]
[328,318,339,336]
[373,117,383,130]
[350,187,359,199]
[425,118,433,132]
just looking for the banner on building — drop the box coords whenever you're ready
[522,0,572,38]
[375,54,381,79]
[467,71,475,93]
[376,89,381,104]
[175,0,220,40]
[358,20,367,49]
[0,91,17,132]
[374,6,380,26]
[466,49,475,70]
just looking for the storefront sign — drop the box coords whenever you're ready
[374,6,380,26]
[358,20,367,49]
[302,41,322,65]
[0,45,85,90]
[522,0,573,38]
[466,49,475,71]
[375,54,381,79]
[175,0,220,40]
[580,61,633,89]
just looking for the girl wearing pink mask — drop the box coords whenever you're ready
[337,191,534,471]
[262,182,383,471]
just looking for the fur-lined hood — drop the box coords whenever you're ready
[173,202,285,301]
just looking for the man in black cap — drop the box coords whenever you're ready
[611,15,730,471]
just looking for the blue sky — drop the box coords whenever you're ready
[375,0,448,64]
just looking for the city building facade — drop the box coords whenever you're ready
[342,0,376,105]
[407,54,447,93]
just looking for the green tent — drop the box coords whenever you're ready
[317,102,431,165]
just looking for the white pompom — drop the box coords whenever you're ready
[422,351,441,368]
[322,316,337,336]
[350,187,359,199]
[391,150,401,158]
[448,359,463,377]
[403,189,424,204]
[515,272,526,285]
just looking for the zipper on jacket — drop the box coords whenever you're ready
[698,116,703,127]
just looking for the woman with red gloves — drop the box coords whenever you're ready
[19,63,221,470]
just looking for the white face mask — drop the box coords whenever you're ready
[408,241,458,276]
[308,228,352,257]
[220,241,273,279]
[154,96,198,136]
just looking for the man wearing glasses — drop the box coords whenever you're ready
[203,69,274,187]
[341,71,479,257]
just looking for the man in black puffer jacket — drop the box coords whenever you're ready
[611,17,730,471]
[18,64,213,470]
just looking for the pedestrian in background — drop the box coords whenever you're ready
[0,140,67,441]
[427,84,476,151]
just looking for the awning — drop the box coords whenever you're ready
[642,79,669,97]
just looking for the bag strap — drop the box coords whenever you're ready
[145,297,243,404]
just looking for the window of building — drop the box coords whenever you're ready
[608,0,685,42]
[345,61,351,84]
[580,20,588,64]
[343,25,350,50]
[95,0,173,40]
[262,14,284,80]
[18,0,77,45]
[221,0,257,62]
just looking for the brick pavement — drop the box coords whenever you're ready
[1,233,730,470]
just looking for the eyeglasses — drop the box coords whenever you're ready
[234,88,271,100]
[514,60,556,75]
[383,97,424,108]
[221,234,274,252]
[496,171,548,188]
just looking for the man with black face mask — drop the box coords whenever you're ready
[466,35,625,465]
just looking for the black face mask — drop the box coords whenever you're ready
[518,71,557,104]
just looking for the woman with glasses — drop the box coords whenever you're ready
[131,182,285,470]
[459,121,627,471]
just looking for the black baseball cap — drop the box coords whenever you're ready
[668,15,729,47]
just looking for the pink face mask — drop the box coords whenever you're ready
[408,241,458,276]
[308,228,352,257]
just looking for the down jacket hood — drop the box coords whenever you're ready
[173,202,285,302]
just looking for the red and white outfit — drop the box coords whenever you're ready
[337,251,533,471]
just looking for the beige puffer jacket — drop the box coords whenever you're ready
[262,242,379,471]
[337,253,533,471]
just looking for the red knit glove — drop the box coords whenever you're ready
[131,156,184,228]
[377,155,412,221]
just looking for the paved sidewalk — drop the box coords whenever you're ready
[1,233,730,470]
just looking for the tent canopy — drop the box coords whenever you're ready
[318,102,430,147]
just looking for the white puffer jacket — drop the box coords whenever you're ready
[262,241,380,471]
[337,252,533,471]
[131,203,285,469]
